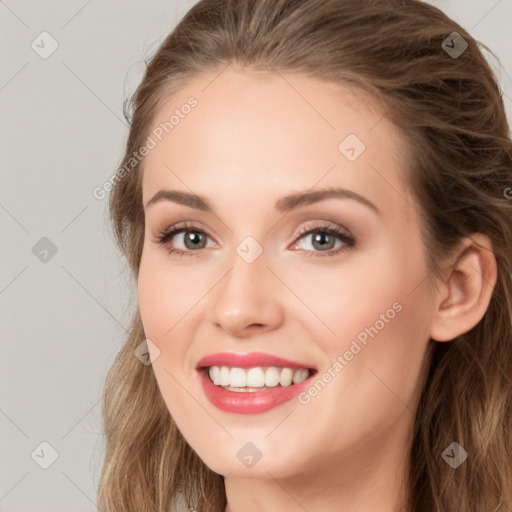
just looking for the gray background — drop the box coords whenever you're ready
[0,1,510,510]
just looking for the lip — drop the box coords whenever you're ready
[195,351,317,371]
[198,367,316,414]
[195,351,317,414]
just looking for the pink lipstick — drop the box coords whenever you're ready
[196,352,317,414]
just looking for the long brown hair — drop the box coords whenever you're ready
[99,1,512,510]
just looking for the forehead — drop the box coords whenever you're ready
[141,68,410,218]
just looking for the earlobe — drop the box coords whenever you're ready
[429,233,497,342]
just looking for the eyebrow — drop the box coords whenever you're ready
[144,186,380,215]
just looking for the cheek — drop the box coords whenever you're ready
[296,238,432,372]
[137,250,202,339]
[137,261,169,340]
[289,255,432,448]
[294,242,426,325]
[137,254,199,419]
[324,244,433,409]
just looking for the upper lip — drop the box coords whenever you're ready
[196,352,317,371]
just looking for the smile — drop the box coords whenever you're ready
[195,351,318,414]
[198,368,317,414]
[206,365,312,390]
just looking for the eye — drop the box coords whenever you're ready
[290,222,356,258]
[152,222,214,257]
[152,221,356,258]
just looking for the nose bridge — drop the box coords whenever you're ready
[207,238,284,335]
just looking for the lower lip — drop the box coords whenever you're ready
[198,369,315,414]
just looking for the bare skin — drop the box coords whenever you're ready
[137,67,496,512]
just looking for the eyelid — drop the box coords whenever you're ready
[289,221,356,254]
[152,221,216,246]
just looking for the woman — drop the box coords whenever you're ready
[98,0,512,510]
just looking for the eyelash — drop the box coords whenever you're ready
[152,221,356,259]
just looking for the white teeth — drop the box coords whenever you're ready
[207,366,311,388]
[220,366,230,386]
[292,368,309,384]
[247,367,265,387]
[230,367,246,387]
[279,368,294,387]
[265,367,280,387]
[209,365,220,385]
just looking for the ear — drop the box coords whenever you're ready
[429,233,497,342]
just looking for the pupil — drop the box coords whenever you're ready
[186,231,203,249]
[313,232,333,249]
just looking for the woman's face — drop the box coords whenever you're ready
[138,68,436,480]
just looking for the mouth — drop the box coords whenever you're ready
[195,351,317,391]
[195,352,318,414]
[197,364,317,414]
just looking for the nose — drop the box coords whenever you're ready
[206,250,285,338]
